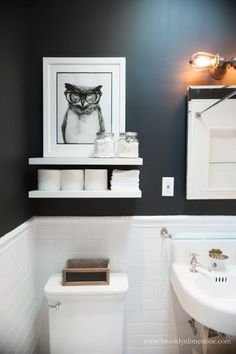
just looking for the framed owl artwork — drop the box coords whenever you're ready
[43,57,126,157]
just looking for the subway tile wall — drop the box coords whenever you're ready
[2,216,236,354]
[36,217,180,354]
[0,220,38,354]
[35,215,236,354]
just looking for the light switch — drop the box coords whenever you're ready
[162,177,174,197]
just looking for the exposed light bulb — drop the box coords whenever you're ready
[190,52,219,71]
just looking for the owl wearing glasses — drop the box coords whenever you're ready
[62,83,105,144]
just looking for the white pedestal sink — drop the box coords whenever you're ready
[171,263,236,335]
[170,234,236,336]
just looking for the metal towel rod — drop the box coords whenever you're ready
[195,87,236,118]
[160,227,172,239]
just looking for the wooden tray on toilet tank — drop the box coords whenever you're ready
[62,258,110,286]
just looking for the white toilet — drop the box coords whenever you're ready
[44,273,128,354]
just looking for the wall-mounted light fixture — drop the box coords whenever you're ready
[189,51,236,79]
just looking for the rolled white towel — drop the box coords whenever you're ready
[38,170,61,191]
[85,169,108,190]
[61,170,84,191]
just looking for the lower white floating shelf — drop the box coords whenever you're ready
[28,190,142,198]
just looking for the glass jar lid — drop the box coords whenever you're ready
[125,132,138,137]
[96,132,114,138]
[103,132,114,137]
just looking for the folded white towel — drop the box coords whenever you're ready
[112,169,140,177]
[110,169,140,191]
[111,186,139,191]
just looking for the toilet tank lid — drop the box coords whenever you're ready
[44,273,129,297]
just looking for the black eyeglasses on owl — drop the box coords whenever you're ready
[64,83,102,107]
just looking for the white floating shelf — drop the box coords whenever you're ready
[28,190,142,199]
[29,157,143,165]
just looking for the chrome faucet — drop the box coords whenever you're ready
[190,253,212,273]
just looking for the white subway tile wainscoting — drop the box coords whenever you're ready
[1,216,236,354]
[0,219,38,354]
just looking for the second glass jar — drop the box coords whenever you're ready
[118,132,139,158]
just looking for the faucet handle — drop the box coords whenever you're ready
[190,252,199,258]
[190,253,199,262]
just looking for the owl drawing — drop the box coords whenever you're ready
[62,83,105,144]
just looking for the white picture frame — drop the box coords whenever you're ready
[43,57,126,157]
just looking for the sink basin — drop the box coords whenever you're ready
[171,263,236,335]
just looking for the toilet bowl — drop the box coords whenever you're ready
[44,273,128,354]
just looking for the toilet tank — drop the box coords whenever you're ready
[44,273,128,354]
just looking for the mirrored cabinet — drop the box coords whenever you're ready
[187,85,236,199]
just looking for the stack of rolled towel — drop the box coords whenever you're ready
[110,169,140,191]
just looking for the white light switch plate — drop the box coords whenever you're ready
[162,177,174,197]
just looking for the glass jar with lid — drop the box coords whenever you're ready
[118,132,139,158]
[94,132,115,157]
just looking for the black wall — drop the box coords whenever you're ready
[0,2,32,236]
[26,0,236,216]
